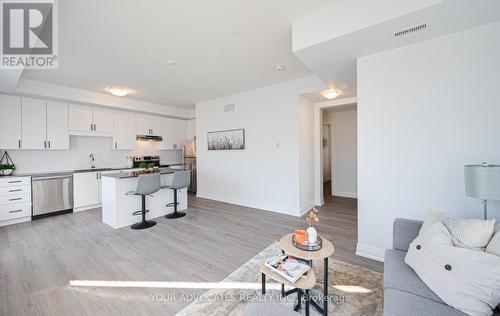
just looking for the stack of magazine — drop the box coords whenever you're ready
[265,254,310,283]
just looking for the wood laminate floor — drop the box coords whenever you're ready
[0,188,383,315]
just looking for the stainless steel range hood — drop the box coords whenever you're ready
[136,135,163,142]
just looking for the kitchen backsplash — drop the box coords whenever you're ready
[1,136,182,174]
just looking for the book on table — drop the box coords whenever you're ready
[265,254,310,283]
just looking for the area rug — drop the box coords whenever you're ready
[176,242,383,315]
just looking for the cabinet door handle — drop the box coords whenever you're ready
[115,142,117,149]
[44,140,47,148]
[9,198,22,201]
[8,180,22,184]
[48,141,51,148]
[18,140,21,148]
[9,210,23,213]
[8,189,22,192]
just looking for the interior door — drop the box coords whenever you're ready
[92,107,114,133]
[46,101,69,149]
[0,94,22,149]
[69,104,93,132]
[322,124,331,183]
[21,97,47,149]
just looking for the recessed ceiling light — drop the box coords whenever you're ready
[322,89,341,100]
[107,86,129,97]
[166,59,177,66]
[273,64,286,71]
[231,31,241,37]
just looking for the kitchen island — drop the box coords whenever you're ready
[101,168,188,229]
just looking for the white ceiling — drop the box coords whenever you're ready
[294,0,500,100]
[21,0,336,109]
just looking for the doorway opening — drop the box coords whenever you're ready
[321,104,357,201]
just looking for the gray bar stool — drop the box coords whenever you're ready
[162,170,191,219]
[126,173,161,229]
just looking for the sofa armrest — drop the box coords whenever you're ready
[393,218,423,252]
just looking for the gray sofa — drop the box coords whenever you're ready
[384,218,467,316]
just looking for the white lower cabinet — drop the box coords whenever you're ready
[0,177,32,226]
[74,169,139,211]
[73,172,100,210]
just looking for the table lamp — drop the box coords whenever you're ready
[464,162,500,219]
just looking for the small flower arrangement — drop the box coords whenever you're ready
[306,207,319,227]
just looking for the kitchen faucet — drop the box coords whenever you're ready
[89,154,95,169]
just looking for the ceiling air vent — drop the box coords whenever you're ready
[394,23,427,38]
[224,104,235,112]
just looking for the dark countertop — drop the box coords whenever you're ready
[102,167,185,179]
[1,163,184,178]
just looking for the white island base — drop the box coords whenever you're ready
[101,173,187,229]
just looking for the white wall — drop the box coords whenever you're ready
[196,76,325,216]
[323,108,357,198]
[186,119,196,140]
[357,22,500,261]
[299,97,315,215]
[3,137,182,174]
[14,79,193,119]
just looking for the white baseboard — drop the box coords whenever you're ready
[0,216,31,227]
[196,192,300,217]
[300,202,316,216]
[356,243,385,262]
[74,204,101,212]
[332,191,358,198]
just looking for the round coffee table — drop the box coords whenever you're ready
[280,234,334,316]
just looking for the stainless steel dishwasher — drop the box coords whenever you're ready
[32,174,74,218]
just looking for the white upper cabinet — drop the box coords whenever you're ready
[93,108,114,133]
[21,97,47,149]
[136,114,162,136]
[136,114,150,135]
[46,101,69,150]
[113,111,136,150]
[150,116,163,136]
[68,104,93,132]
[0,95,22,149]
[69,104,114,135]
[160,117,186,150]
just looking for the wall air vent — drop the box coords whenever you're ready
[394,23,427,38]
[224,104,235,112]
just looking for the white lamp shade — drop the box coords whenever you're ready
[464,164,500,200]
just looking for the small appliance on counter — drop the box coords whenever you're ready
[183,139,197,193]
[32,173,74,218]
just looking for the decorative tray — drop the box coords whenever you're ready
[292,235,323,251]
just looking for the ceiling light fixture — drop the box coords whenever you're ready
[273,64,285,71]
[322,89,341,100]
[107,86,129,97]
[166,59,177,66]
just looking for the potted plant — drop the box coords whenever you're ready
[139,162,155,172]
[0,151,15,176]
[306,207,319,244]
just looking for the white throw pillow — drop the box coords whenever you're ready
[420,209,450,233]
[405,222,500,316]
[443,217,496,250]
[486,225,500,257]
